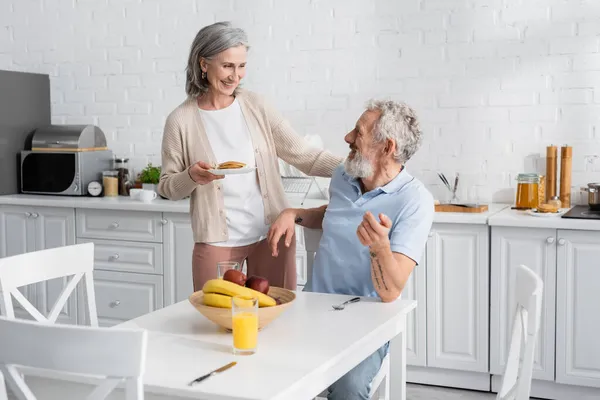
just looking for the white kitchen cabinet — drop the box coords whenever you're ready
[426,223,489,373]
[34,207,77,325]
[556,230,600,388]
[0,206,76,323]
[490,226,556,381]
[78,270,163,327]
[404,246,427,367]
[162,213,195,305]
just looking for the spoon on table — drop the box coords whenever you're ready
[332,297,361,311]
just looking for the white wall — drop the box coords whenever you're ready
[2,0,600,202]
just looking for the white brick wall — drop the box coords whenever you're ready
[2,0,600,203]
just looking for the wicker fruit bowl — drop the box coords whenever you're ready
[188,286,296,330]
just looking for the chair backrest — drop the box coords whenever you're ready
[0,316,147,400]
[496,264,543,400]
[0,370,7,400]
[0,243,98,326]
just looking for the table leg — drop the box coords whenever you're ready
[389,328,407,400]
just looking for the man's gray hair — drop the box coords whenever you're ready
[366,99,422,164]
[185,21,249,97]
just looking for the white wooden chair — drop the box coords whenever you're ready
[0,371,8,400]
[496,264,544,400]
[0,242,98,326]
[0,316,147,400]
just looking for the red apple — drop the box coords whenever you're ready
[245,275,270,295]
[223,269,246,286]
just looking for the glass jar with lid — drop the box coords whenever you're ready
[114,157,132,196]
[515,173,540,209]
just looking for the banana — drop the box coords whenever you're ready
[203,293,254,308]
[202,279,276,307]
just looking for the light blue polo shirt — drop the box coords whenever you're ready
[304,165,434,298]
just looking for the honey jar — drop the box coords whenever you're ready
[515,173,540,209]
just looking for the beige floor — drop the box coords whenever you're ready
[407,384,544,399]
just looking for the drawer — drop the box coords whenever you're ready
[76,209,163,243]
[78,271,163,327]
[296,250,308,285]
[77,238,163,274]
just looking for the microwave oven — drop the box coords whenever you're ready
[20,150,113,195]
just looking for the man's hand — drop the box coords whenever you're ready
[188,161,224,185]
[357,211,392,251]
[267,209,297,257]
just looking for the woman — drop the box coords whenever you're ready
[158,21,342,292]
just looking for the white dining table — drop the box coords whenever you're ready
[23,291,415,400]
[115,291,415,400]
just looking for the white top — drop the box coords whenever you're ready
[488,206,600,230]
[198,99,267,247]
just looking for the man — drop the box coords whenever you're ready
[267,99,434,400]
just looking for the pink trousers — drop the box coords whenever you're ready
[192,239,297,291]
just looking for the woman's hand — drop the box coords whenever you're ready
[267,209,297,257]
[188,161,224,185]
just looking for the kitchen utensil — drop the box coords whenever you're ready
[208,166,257,176]
[332,296,361,311]
[435,204,489,213]
[581,183,600,211]
[452,173,460,203]
[188,361,237,386]
[546,145,557,202]
[560,145,572,207]
[437,173,452,192]
[188,287,295,330]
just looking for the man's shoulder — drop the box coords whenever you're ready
[396,175,435,216]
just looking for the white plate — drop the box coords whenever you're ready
[207,166,257,176]
[526,209,567,217]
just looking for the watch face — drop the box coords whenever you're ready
[88,181,102,196]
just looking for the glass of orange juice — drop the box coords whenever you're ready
[217,261,240,279]
[231,295,258,356]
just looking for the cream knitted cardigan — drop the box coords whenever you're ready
[158,89,343,243]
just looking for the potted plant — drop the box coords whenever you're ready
[138,163,161,193]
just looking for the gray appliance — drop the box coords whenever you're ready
[0,70,51,195]
[20,125,113,196]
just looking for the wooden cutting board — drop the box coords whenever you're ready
[435,204,489,213]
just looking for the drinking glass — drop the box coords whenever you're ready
[217,261,240,279]
[231,295,258,355]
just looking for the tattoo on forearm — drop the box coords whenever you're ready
[294,216,303,224]
[370,250,389,291]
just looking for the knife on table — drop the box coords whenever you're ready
[188,361,237,386]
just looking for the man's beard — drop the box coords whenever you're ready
[344,150,373,178]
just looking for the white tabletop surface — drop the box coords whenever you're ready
[488,206,600,231]
[116,292,416,400]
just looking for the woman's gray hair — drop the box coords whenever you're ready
[185,21,249,97]
[366,99,422,164]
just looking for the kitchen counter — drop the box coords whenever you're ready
[0,194,509,223]
[488,206,600,231]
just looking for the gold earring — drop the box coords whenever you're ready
[201,71,206,79]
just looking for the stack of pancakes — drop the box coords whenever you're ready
[217,161,246,169]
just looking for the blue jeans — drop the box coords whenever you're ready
[327,342,389,400]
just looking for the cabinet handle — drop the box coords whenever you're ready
[110,222,119,229]
[558,238,566,246]
[546,237,555,244]
[31,213,38,219]
[109,254,120,261]
[25,212,31,217]
[160,219,168,225]
[428,232,434,238]
[110,300,121,308]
